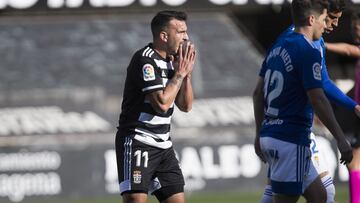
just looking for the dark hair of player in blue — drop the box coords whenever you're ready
[150,10,187,39]
[328,0,346,13]
[291,0,329,27]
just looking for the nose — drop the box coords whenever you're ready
[333,20,338,27]
[184,32,189,41]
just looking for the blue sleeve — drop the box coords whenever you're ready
[300,48,323,90]
[322,64,357,110]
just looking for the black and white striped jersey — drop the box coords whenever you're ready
[118,43,175,149]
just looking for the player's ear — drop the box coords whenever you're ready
[309,15,315,26]
[160,31,168,42]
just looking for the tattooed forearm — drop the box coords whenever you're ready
[169,74,184,88]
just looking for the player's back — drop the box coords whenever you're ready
[260,32,323,145]
[277,27,328,85]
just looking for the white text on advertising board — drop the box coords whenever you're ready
[0,151,62,202]
[0,106,111,136]
[1,0,359,10]
[104,144,262,193]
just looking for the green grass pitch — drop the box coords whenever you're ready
[25,184,349,203]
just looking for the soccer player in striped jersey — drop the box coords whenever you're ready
[258,2,360,203]
[115,11,196,203]
[253,0,353,202]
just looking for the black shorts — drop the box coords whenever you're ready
[115,131,184,200]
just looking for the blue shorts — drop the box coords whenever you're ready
[261,137,318,195]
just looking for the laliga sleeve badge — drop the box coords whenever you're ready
[133,170,142,184]
[312,63,322,80]
[143,64,155,81]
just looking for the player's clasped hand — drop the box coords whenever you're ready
[174,40,196,78]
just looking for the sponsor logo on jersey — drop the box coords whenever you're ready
[133,170,142,184]
[263,118,283,125]
[312,63,322,80]
[143,64,155,81]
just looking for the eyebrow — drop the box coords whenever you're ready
[328,14,338,19]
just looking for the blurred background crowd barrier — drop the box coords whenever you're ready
[0,0,359,202]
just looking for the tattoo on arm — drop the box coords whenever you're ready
[170,74,184,88]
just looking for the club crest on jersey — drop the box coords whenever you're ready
[143,64,155,81]
[312,63,322,80]
[133,170,142,184]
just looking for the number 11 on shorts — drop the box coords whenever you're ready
[134,150,149,168]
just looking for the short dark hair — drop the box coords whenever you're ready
[151,10,187,39]
[328,0,346,13]
[291,0,329,26]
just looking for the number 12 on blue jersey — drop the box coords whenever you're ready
[264,69,284,117]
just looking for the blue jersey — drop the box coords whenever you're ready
[279,26,357,110]
[259,31,323,146]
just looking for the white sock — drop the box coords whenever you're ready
[260,184,273,203]
[321,174,335,203]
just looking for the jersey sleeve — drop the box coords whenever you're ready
[323,79,357,110]
[319,39,357,110]
[299,48,323,90]
[322,63,357,110]
[137,57,164,94]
